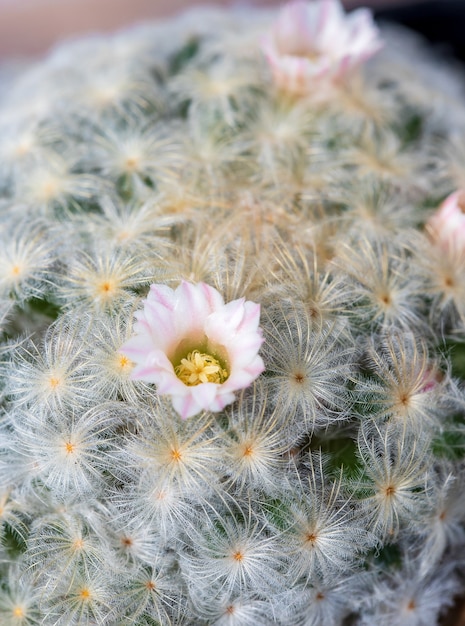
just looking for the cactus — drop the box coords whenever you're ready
[1,1,465,624]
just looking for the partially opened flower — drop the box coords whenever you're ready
[120,281,264,418]
[427,190,465,256]
[262,0,382,95]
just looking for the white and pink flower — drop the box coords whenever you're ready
[120,281,265,418]
[262,0,382,95]
[427,190,465,256]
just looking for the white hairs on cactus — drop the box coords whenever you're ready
[0,0,465,624]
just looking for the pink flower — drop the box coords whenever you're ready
[427,190,465,256]
[419,368,442,394]
[262,0,382,95]
[120,281,265,418]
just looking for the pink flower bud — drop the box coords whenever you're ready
[427,190,465,256]
[262,0,383,95]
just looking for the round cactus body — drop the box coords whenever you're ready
[0,3,465,625]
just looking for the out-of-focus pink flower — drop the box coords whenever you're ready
[417,363,443,394]
[120,281,265,418]
[262,0,382,95]
[427,190,465,255]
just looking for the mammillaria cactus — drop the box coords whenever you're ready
[1,1,465,624]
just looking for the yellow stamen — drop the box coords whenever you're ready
[79,588,91,600]
[13,606,25,618]
[49,377,61,389]
[117,354,133,371]
[175,350,228,386]
[171,448,182,462]
[242,445,254,457]
[99,281,113,294]
[65,442,75,454]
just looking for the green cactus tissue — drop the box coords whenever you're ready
[1,1,465,624]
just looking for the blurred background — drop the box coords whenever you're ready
[0,0,461,61]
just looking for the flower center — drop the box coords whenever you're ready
[175,350,228,386]
[49,376,61,389]
[305,532,318,546]
[79,587,91,600]
[121,536,133,547]
[117,354,133,372]
[65,441,76,454]
[298,48,321,61]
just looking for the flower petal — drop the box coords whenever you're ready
[274,1,316,56]
[238,301,261,333]
[147,283,176,309]
[171,392,202,420]
[225,355,265,390]
[173,281,224,338]
[120,334,154,363]
[191,382,219,410]
[204,298,246,345]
